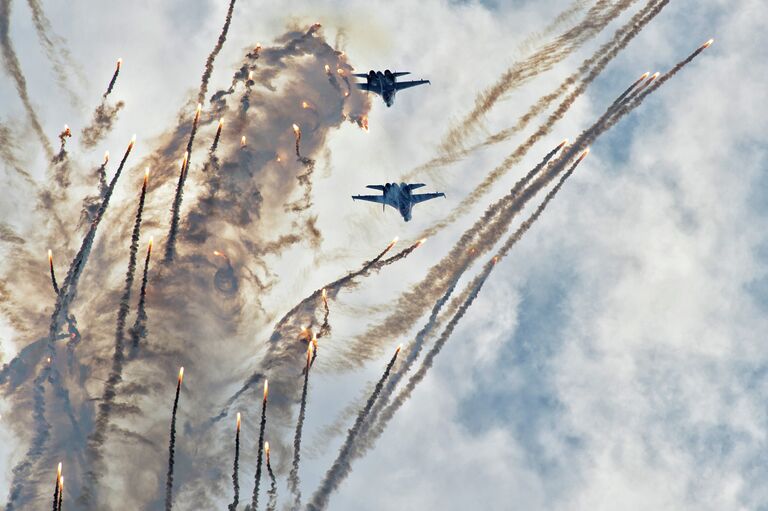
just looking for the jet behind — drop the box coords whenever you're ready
[352,182,445,222]
[353,69,430,107]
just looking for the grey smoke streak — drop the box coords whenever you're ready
[0,0,54,158]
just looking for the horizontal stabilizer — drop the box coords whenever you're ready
[405,183,426,191]
[366,185,385,191]
[352,73,370,78]
[393,72,411,77]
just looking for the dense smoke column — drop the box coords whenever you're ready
[306,345,401,511]
[265,442,278,511]
[228,413,241,511]
[250,380,269,510]
[199,0,237,104]
[0,0,54,158]
[165,367,184,511]
[288,345,314,509]
[165,104,201,263]
[129,238,153,352]
[81,168,149,501]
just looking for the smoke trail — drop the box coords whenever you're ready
[318,288,330,338]
[25,0,81,107]
[5,135,136,510]
[438,0,633,153]
[165,368,184,511]
[306,345,401,511]
[48,250,59,296]
[360,259,470,438]
[250,380,269,511]
[266,442,277,511]
[0,0,54,158]
[56,475,62,511]
[228,413,241,511]
[346,43,719,463]
[96,152,109,197]
[81,101,125,149]
[104,58,121,98]
[288,346,313,509]
[51,463,61,511]
[129,238,153,352]
[316,158,583,506]
[199,0,237,104]
[81,168,149,501]
[345,28,693,374]
[411,0,669,237]
[165,104,202,263]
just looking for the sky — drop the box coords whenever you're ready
[1,0,767,510]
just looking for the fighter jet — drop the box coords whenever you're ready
[353,69,430,107]
[352,182,445,222]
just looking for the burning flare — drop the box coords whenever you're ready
[577,147,590,161]
[263,379,269,402]
[103,151,110,164]
[265,441,271,463]
[116,58,122,70]
[701,38,714,49]
[178,366,184,385]
[144,167,150,184]
[417,238,427,247]
[236,412,241,431]
[292,123,301,136]
[240,135,247,147]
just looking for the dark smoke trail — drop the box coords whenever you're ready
[266,442,277,511]
[6,135,135,510]
[0,0,54,158]
[56,476,62,511]
[165,104,201,263]
[48,250,59,295]
[198,0,237,104]
[361,260,470,438]
[165,367,184,511]
[293,124,302,158]
[250,380,269,510]
[96,152,109,197]
[318,289,330,338]
[288,345,313,509]
[129,238,153,351]
[104,58,121,98]
[211,119,223,155]
[228,413,241,511]
[82,168,149,499]
[52,463,60,511]
[306,345,401,511]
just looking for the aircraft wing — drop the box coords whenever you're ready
[394,79,430,91]
[356,82,380,94]
[411,192,445,204]
[352,194,387,204]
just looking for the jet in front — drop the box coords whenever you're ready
[352,183,445,222]
[353,69,430,107]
